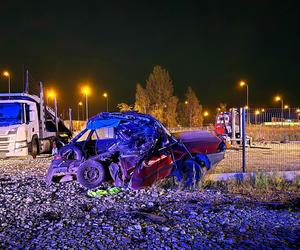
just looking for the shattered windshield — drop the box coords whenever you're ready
[0,103,23,127]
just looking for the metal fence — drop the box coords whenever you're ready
[247,107,300,124]
[212,107,300,174]
[173,108,300,175]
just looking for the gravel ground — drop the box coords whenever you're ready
[0,157,299,249]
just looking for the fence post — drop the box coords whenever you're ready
[241,107,246,173]
[231,108,236,145]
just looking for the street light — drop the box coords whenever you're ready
[78,101,83,120]
[239,81,249,109]
[77,101,83,131]
[184,101,191,127]
[275,95,284,123]
[47,89,55,104]
[284,105,291,120]
[47,90,58,133]
[239,80,249,124]
[255,110,260,124]
[3,71,11,95]
[297,109,300,120]
[81,86,90,120]
[103,92,109,112]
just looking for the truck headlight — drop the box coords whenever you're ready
[15,141,28,149]
[8,128,17,135]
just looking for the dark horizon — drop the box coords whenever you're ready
[1,1,299,117]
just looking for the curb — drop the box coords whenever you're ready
[206,171,300,182]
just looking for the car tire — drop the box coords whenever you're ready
[77,160,105,189]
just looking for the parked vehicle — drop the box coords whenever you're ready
[0,83,71,158]
[46,112,225,189]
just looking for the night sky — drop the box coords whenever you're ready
[1,1,299,117]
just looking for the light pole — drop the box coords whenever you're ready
[255,110,260,124]
[47,90,58,134]
[284,105,290,120]
[3,71,11,95]
[82,86,90,121]
[261,108,265,123]
[78,101,83,130]
[297,109,300,121]
[239,80,249,123]
[203,111,209,126]
[275,96,284,124]
[78,101,83,121]
[103,92,108,112]
[185,100,191,127]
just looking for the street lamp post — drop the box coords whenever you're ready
[261,108,265,123]
[77,101,83,131]
[82,86,90,121]
[255,110,260,124]
[47,90,58,134]
[3,71,11,95]
[297,109,300,121]
[78,102,83,121]
[275,96,284,124]
[284,105,290,120]
[103,92,108,112]
[239,81,249,123]
[184,101,191,127]
[203,111,209,127]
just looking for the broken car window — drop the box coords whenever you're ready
[76,129,92,142]
[95,127,115,139]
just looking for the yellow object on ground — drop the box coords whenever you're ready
[87,187,122,198]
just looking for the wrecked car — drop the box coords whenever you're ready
[46,112,225,189]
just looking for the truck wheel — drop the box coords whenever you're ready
[30,139,39,158]
[77,160,105,189]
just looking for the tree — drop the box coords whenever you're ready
[134,83,150,113]
[117,103,133,112]
[135,65,178,127]
[178,87,203,127]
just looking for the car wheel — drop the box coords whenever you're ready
[77,160,105,189]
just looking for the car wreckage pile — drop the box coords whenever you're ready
[47,112,225,189]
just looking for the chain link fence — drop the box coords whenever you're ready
[174,108,300,174]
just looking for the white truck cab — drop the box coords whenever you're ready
[0,89,71,158]
[0,94,41,157]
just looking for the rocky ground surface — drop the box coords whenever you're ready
[0,157,299,249]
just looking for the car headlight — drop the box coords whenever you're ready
[15,141,28,149]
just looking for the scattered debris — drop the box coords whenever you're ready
[87,187,122,198]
